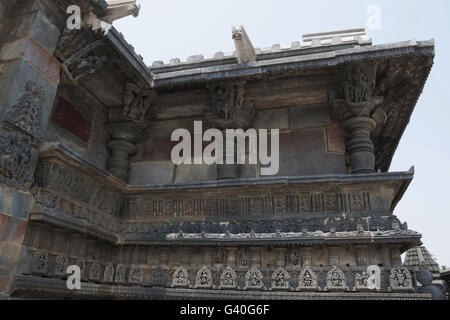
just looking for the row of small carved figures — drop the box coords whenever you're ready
[34,191,405,235]
[29,251,414,292]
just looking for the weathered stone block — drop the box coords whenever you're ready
[327,123,345,153]
[174,164,217,184]
[253,108,289,130]
[276,128,346,176]
[51,97,92,143]
[289,104,332,130]
[128,161,175,185]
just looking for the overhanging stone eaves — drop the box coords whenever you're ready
[105,27,154,86]
[151,40,434,87]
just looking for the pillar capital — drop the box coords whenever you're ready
[331,61,387,174]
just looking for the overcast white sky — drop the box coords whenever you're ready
[114,0,450,267]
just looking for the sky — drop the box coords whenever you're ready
[114,0,450,267]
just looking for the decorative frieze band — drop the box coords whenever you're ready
[122,192,372,219]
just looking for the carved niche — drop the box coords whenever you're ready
[172,266,189,288]
[271,268,290,291]
[62,40,108,85]
[114,264,127,284]
[103,263,115,283]
[297,267,320,292]
[54,255,69,277]
[0,82,42,188]
[206,80,256,129]
[89,261,101,282]
[237,248,250,267]
[147,267,168,287]
[128,265,144,284]
[219,267,237,289]
[31,250,49,275]
[323,266,349,292]
[122,82,157,123]
[244,267,264,290]
[195,266,213,289]
[389,267,414,292]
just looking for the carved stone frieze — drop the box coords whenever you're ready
[31,250,49,275]
[195,266,213,289]
[219,267,237,289]
[115,264,127,284]
[297,267,320,292]
[0,82,43,188]
[103,263,115,283]
[206,80,255,130]
[128,265,144,284]
[389,267,414,292]
[172,267,189,288]
[122,82,157,123]
[89,262,101,282]
[271,268,290,291]
[244,267,264,290]
[54,255,69,277]
[324,266,349,292]
[61,40,108,85]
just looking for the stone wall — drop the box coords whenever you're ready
[0,0,62,298]
[129,89,347,185]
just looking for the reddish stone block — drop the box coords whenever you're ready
[327,123,346,153]
[52,97,92,143]
[8,218,27,243]
[0,213,11,242]
[0,275,11,292]
[142,137,178,162]
[23,37,61,86]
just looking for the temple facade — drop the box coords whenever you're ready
[0,0,440,299]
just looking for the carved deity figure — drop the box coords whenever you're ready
[122,82,157,123]
[271,268,290,290]
[55,255,69,276]
[172,267,189,287]
[0,81,42,187]
[195,267,212,288]
[220,267,237,289]
[324,266,349,291]
[237,248,249,267]
[344,62,377,104]
[103,263,115,283]
[389,267,413,291]
[32,250,49,274]
[207,81,255,129]
[244,267,264,290]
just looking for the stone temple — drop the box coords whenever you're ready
[0,0,445,300]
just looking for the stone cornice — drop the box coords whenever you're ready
[151,40,434,87]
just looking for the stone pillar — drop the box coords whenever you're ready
[206,81,256,180]
[105,122,143,182]
[250,247,261,267]
[390,245,402,267]
[204,248,213,266]
[331,62,386,174]
[0,0,62,298]
[226,247,238,266]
